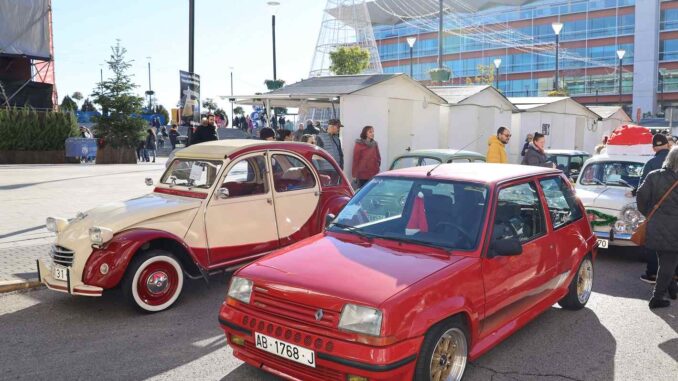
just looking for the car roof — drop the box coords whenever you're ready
[393,149,486,161]
[383,163,560,185]
[585,153,652,164]
[546,150,590,156]
[174,139,317,160]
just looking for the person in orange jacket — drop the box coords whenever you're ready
[486,126,511,163]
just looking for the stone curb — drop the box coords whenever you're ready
[0,279,43,293]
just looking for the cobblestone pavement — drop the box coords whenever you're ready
[0,244,51,283]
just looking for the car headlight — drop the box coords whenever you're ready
[88,226,113,245]
[46,217,68,233]
[227,277,253,304]
[621,204,644,231]
[614,220,628,233]
[338,304,383,336]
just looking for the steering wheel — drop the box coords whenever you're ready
[433,221,474,245]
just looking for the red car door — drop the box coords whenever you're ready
[480,179,557,334]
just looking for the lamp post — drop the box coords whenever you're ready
[659,68,668,114]
[229,66,234,126]
[267,1,280,81]
[189,0,194,73]
[493,58,502,89]
[407,37,417,78]
[617,49,626,106]
[552,22,563,91]
[146,56,152,110]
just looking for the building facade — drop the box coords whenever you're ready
[372,0,678,117]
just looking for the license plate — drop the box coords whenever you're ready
[52,264,68,281]
[597,239,609,249]
[255,332,316,368]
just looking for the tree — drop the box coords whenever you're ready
[91,41,146,149]
[60,95,77,111]
[71,91,84,102]
[202,98,218,113]
[547,88,569,97]
[81,98,97,112]
[233,106,244,115]
[465,65,495,86]
[329,45,370,75]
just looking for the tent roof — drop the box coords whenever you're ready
[429,85,518,110]
[509,97,601,119]
[587,106,630,120]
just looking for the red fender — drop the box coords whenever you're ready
[82,229,202,289]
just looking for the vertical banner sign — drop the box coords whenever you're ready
[179,71,200,124]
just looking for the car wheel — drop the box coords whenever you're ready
[414,317,468,381]
[122,249,184,313]
[558,255,594,310]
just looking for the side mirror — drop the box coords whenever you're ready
[145,177,154,186]
[489,238,522,258]
[325,213,336,228]
[217,187,230,199]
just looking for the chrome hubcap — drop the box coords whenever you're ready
[430,328,467,381]
[577,259,593,304]
[146,271,169,294]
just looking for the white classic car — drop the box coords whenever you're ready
[574,153,651,248]
[37,140,353,312]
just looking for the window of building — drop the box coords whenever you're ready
[661,39,678,61]
[661,9,678,31]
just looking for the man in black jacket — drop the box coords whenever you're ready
[636,147,678,309]
[638,134,671,284]
[190,114,218,145]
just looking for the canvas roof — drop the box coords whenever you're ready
[429,85,518,111]
[587,106,631,120]
[509,97,601,119]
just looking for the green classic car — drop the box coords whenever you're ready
[390,149,486,170]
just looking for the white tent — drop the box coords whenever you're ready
[586,106,632,149]
[509,97,602,163]
[431,86,517,157]
[226,74,446,179]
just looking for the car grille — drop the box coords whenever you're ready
[251,289,340,330]
[51,245,74,267]
[244,341,343,381]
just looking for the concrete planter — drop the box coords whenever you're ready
[95,147,137,164]
[0,150,66,164]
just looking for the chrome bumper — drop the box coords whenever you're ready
[593,230,636,247]
[37,258,103,297]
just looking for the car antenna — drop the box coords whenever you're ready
[427,134,486,177]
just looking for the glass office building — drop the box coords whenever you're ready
[370,0,678,116]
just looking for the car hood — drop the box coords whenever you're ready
[238,234,462,309]
[56,193,202,243]
[576,186,635,212]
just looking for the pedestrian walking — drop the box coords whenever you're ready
[486,127,511,164]
[246,115,254,134]
[521,132,554,168]
[136,140,146,162]
[352,126,381,188]
[317,119,344,169]
[169,124,179,150]
[636,147,678,309]
[144,128,157,163]
[303,119,319,135]
[594,136,608,155]
[190,114,218,145]
[521,133,533,157]
[638,134,673,284]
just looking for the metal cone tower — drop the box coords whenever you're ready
[309,0,383,77]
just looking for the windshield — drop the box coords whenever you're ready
[330,177,489,250]
[161,159,223,189]
[579,161,644,188]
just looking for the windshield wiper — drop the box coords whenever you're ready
[616,178,635,188]
[330,222,374,241]
[379,232,453,251]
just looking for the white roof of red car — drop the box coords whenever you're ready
[384,163,560,184]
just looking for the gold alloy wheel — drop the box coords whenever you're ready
[577,258,594,304]
[429,327,468,381]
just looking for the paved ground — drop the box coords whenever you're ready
[0,161,167,285]
[0,251,675,380]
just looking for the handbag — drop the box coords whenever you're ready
[631,180,678,245]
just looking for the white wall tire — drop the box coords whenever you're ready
[123,250,184,313]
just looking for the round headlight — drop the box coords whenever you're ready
[614,220,628,233]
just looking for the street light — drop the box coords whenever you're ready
[229,66,234,127]
[146,56,153,110]
[493,58,502,89]
[267,1,280,81]
[552,22,564,91]
[617,49,626,106]
[407,37,417,78]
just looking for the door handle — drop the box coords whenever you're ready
[314,191,320,196]
[267,198,273,205]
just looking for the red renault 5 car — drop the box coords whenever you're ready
[219,163,597,380]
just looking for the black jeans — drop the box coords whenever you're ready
[653,251,678,299]
[644,246,678,277]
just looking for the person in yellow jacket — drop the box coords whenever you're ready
[486,126,511,163]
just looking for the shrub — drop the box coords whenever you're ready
[0,107,79,151]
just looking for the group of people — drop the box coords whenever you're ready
[486,126,555,167]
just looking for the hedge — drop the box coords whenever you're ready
[0,107,79,151]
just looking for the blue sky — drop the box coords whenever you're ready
[52,0,326,116]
